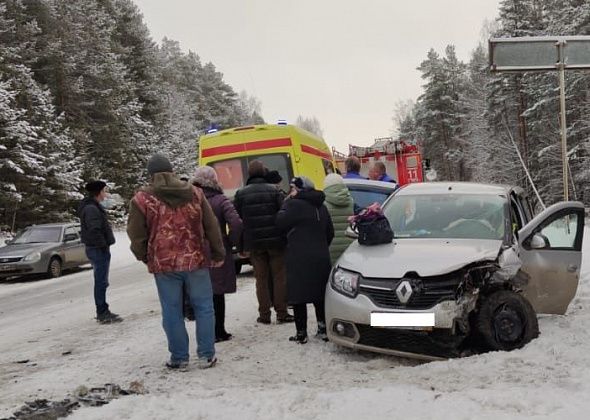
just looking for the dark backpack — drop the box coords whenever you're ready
[349,203,394,246]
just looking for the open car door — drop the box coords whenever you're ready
[517,201,585,315]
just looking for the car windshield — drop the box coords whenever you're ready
[348,188,393,211]
[384,194,506,240]
[13,227,62,244]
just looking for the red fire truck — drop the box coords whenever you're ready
[333,137,424,186]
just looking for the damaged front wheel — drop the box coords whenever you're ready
[475,290,539,352]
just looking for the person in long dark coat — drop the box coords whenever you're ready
[276,176,334,344]
[193,166,243,342]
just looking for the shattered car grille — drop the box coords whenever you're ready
[359,274,461,309]
[355,324,463,358]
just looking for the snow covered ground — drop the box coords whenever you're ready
[0,229,589,419]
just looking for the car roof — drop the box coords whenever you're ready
[395,182,514,196]
[342,178,398,190]
[27,223,78,228]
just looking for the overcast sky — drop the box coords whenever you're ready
[133,0,500,151]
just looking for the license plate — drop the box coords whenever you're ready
[0,265,15,272]
[371,312,435,328]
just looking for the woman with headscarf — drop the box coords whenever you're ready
[193,166,243,342]
[276,176,334,344]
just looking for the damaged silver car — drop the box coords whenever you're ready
[325,182,585,360]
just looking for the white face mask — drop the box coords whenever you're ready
[100,196,115,209]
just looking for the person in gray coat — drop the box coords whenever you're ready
[193,166,243,342]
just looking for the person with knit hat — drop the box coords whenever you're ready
[193,166,243,342]
[78,180,120,324]
[127,154,225,370]
[276,176,334,344]
[323,173,355,264]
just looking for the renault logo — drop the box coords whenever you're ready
[396,280,413,304]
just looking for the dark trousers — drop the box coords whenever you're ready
[293,301,325,334]
[86,247,111,315]
[250,249,288,320]
[213,294,227,336]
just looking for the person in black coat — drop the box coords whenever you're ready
[276,176,334,344]
[234,161,294,324]
[77,180,121,324]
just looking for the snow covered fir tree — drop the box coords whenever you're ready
[0,0,262,230]
[397,0,590,210]
[2,0,590,231]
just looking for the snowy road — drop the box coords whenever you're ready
[0,230,589,419]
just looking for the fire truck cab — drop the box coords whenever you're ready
[334,137,423,186]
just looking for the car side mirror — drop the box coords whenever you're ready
[530,234,548,249]
[63,234,78,242]
[4,239,13,245]
[345,226,358,239]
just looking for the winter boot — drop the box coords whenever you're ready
[277,314,295,324]
[316,322,328,342]
[197,356,218,369]
[97,310,122,324]
[289,331,308,344]
[165,360,189,370]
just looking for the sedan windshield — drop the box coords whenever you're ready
[13,227,62,244]
[384,194,506,240]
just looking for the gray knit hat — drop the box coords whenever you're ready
[147,153,173,175]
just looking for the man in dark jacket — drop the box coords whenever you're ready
[234,161,294,325]
[78,180,120,324]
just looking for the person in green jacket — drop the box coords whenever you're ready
[323,174,355,264]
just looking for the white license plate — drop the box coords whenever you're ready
[371,312,435,328]
[0,265,15,272]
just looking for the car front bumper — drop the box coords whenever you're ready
[325,284,474,360]
[0,259,49,278]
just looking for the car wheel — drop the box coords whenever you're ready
[234,261,242,274]
[475,290,539,352]
[47,257,62,278]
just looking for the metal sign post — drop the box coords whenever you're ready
[489,36,590,201]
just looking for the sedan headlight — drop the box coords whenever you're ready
[23,252,41,263]
[331,267,360,298]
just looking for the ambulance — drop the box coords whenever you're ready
[198,123,336,196]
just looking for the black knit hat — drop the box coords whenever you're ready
[147,153,173,175]
[85,180,107,195]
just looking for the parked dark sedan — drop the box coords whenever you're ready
[0,223,89,279]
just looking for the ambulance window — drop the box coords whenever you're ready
[322,159,335,175]
[210,159,244,198]
[248,154,292,193]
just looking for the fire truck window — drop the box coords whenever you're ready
[210,159,244,198]
[406,156,418,168]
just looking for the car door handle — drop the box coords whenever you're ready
[567,264,578,273]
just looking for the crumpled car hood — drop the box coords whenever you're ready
[337,238,503,278]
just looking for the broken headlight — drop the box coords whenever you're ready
[331,267,360,298]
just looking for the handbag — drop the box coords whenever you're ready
[349,203,394,246]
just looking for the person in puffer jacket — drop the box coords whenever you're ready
[127,154,225,370]
[323,173,355,264]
